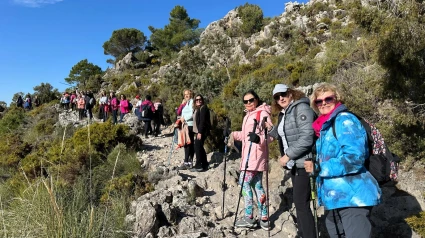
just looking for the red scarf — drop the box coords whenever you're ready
[312,103,342,137]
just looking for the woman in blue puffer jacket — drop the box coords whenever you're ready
[305,83,381,238]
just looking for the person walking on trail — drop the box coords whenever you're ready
[231,90,271,231]
[153,98,165,137]
[189,94,211,172]
[266,84,317,238]
[98,91,107,121]
[304,83,381,238]
[70,92,76,111]
[16,95,24,108]
[177,89,195,170]
[33,95,41,107]
[77,93,86,121]
[118,94,130,123]
[110,92,119,125]
[140,95,155,138]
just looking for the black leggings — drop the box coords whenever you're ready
[194,134,208,170]
[291,168,316,238]
[184,126,194,164]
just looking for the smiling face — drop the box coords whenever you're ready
[315,90,337,115]
[195,96,203,107]
[243,93,258,112]
[274,92,293,110]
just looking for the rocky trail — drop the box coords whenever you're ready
[125,125,425,238]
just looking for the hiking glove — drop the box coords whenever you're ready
[248,132,260,144]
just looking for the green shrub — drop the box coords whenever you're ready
[405,211,425,237]
[237,3,264,37]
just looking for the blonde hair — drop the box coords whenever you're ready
[310,83,344,112]
[183,89,193,98]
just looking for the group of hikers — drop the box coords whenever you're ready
[16,95,40,110]
[175,83,382,238]
[19,83,381,237]
[58,89,165,137]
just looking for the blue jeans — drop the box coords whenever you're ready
[112,110,118,124]
[119,112,127,122]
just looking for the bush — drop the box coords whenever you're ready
[237,3,264,37]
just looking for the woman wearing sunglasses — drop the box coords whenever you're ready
[189,94,211,172]
[231,90,271,230]
[267,84,317,238]
[305,83,381,238]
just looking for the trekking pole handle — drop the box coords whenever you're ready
[305,158,315,177]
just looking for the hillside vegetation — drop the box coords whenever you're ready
[1,0,424,236]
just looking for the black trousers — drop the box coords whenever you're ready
[144,120,152,137]
[194,134,208,170]
[184,126,194,164]
[291,167,316,238]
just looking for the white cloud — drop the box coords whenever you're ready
[13,0,64,8]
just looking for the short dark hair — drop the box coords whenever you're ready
[146,95,152,101]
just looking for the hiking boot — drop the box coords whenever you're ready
[260,219,270,231]
[189,167,205,172]
[235,217,256,228]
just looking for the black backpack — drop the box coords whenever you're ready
[332,111,400,185]
[141,104,153,119]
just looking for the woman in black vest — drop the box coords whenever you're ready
[190,94,211,172]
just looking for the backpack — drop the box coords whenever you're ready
[17,97,23,107]
[141,104,153,119]
[332,111,400,185]
[128,102,133,111]
[89,97,95,107]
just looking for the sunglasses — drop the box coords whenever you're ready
[314,96,336,107]
[195,98,202,102]
[243,98,255,104]
[273,92,288,101]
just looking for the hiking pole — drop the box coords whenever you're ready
[263,116,271,237]
[167,128,177,166]
[233,118,258,228]
[222,117,231,219]
[306,158,319,238]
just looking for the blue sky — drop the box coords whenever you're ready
[0,0,290,105]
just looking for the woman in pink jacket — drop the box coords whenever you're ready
[232,89,271,231]
[119,94,129,123]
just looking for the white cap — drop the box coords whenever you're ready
[272,84,289,96]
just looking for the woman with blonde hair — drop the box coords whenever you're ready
[178,89,195,169]
[305,83,381,238]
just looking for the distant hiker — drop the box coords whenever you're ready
[24,95,32,110]
[119,94,130,123]
[64,92,70,110]
[110,92,119,125]
[140,95,155,138]
[305,83,381,238]
[177,89,195,170]
[34,95,40,107]
[189,94,211,172]
[70,92,77,111]
[231,90,271,231]
[153,98,165,137]
[77,93,85,121]
[267,84,317,238]
[16,95,23,108]
[134,95,142,119]
[84,92,93,120]
[99,91,107,121]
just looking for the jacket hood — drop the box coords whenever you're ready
[286,97,310,113]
